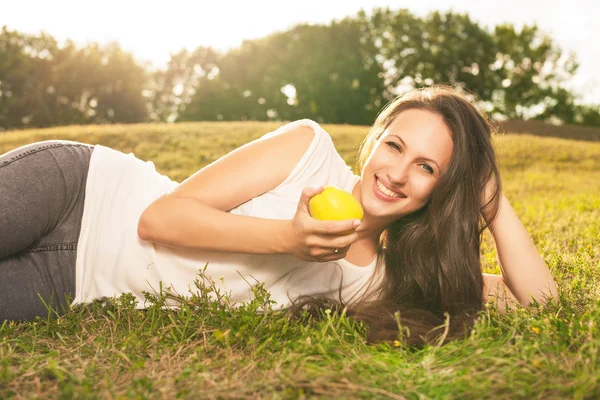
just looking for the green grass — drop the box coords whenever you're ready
[1,121,599,399]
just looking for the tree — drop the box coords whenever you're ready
[575,105,600,126]
[0,27,58,129]
[147,46,221,122]
[354,8,581,122]
[0,26,148,129]
[490,23,579,120]
[2,11,596,129]
[178,17,386,124]
[355,8,498,101]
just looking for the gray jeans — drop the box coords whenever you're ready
[0,140,94,322]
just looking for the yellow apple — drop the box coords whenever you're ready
[308,186,364,234]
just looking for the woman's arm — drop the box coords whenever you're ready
[486,193,559,307]
[138,124,358,259]
[139,197,293,254]
[138,125,317,253]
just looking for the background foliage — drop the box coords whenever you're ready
[1,7,598,130]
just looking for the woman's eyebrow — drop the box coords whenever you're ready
[388,135,441,170]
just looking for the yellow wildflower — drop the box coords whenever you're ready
[393,340,401,347]
[531,327,540,334]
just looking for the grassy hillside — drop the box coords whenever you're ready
[1,121,599,399]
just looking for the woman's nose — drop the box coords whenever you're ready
[388,161,410,186]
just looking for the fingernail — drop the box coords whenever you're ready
[353,220,361,227]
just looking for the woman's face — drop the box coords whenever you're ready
[360,109,454,220]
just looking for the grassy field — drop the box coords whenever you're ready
[0,121,599,399]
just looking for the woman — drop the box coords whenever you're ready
[0,85,558,347]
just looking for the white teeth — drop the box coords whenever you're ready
[376,178,402,198]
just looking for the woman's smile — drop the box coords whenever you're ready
[373,177,406,202]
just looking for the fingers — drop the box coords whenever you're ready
[319,246,351,262]
[301,186,324,207]
[314,218,361,235]
[332,244,351,255]
[309,248,347,262]
[331,233,358,249]
[317,234,358,255]
[304,232,356,259]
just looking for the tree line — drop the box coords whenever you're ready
[1,7,599,130]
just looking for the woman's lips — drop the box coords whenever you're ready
[373,177,406,202]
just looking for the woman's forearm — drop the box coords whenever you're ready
[138,197,291,254]
[488,194,559,307]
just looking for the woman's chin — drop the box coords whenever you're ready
[363,205,403,221]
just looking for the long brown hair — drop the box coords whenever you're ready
[286,85,502,348]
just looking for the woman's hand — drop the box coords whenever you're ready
[285,186,361,262]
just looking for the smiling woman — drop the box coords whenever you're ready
[288,86,558,346]
[0,85,557,349]
[355,109,455,226]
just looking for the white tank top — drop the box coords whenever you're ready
[73,119,379,310]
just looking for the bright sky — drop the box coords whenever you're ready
[2,0,599,103]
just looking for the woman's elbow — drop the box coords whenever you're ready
[527,280,559,308]
[137,209,157,241]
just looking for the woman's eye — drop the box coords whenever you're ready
[386,142,400,151]
[421,164,434,174]
[387,142,434,175]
